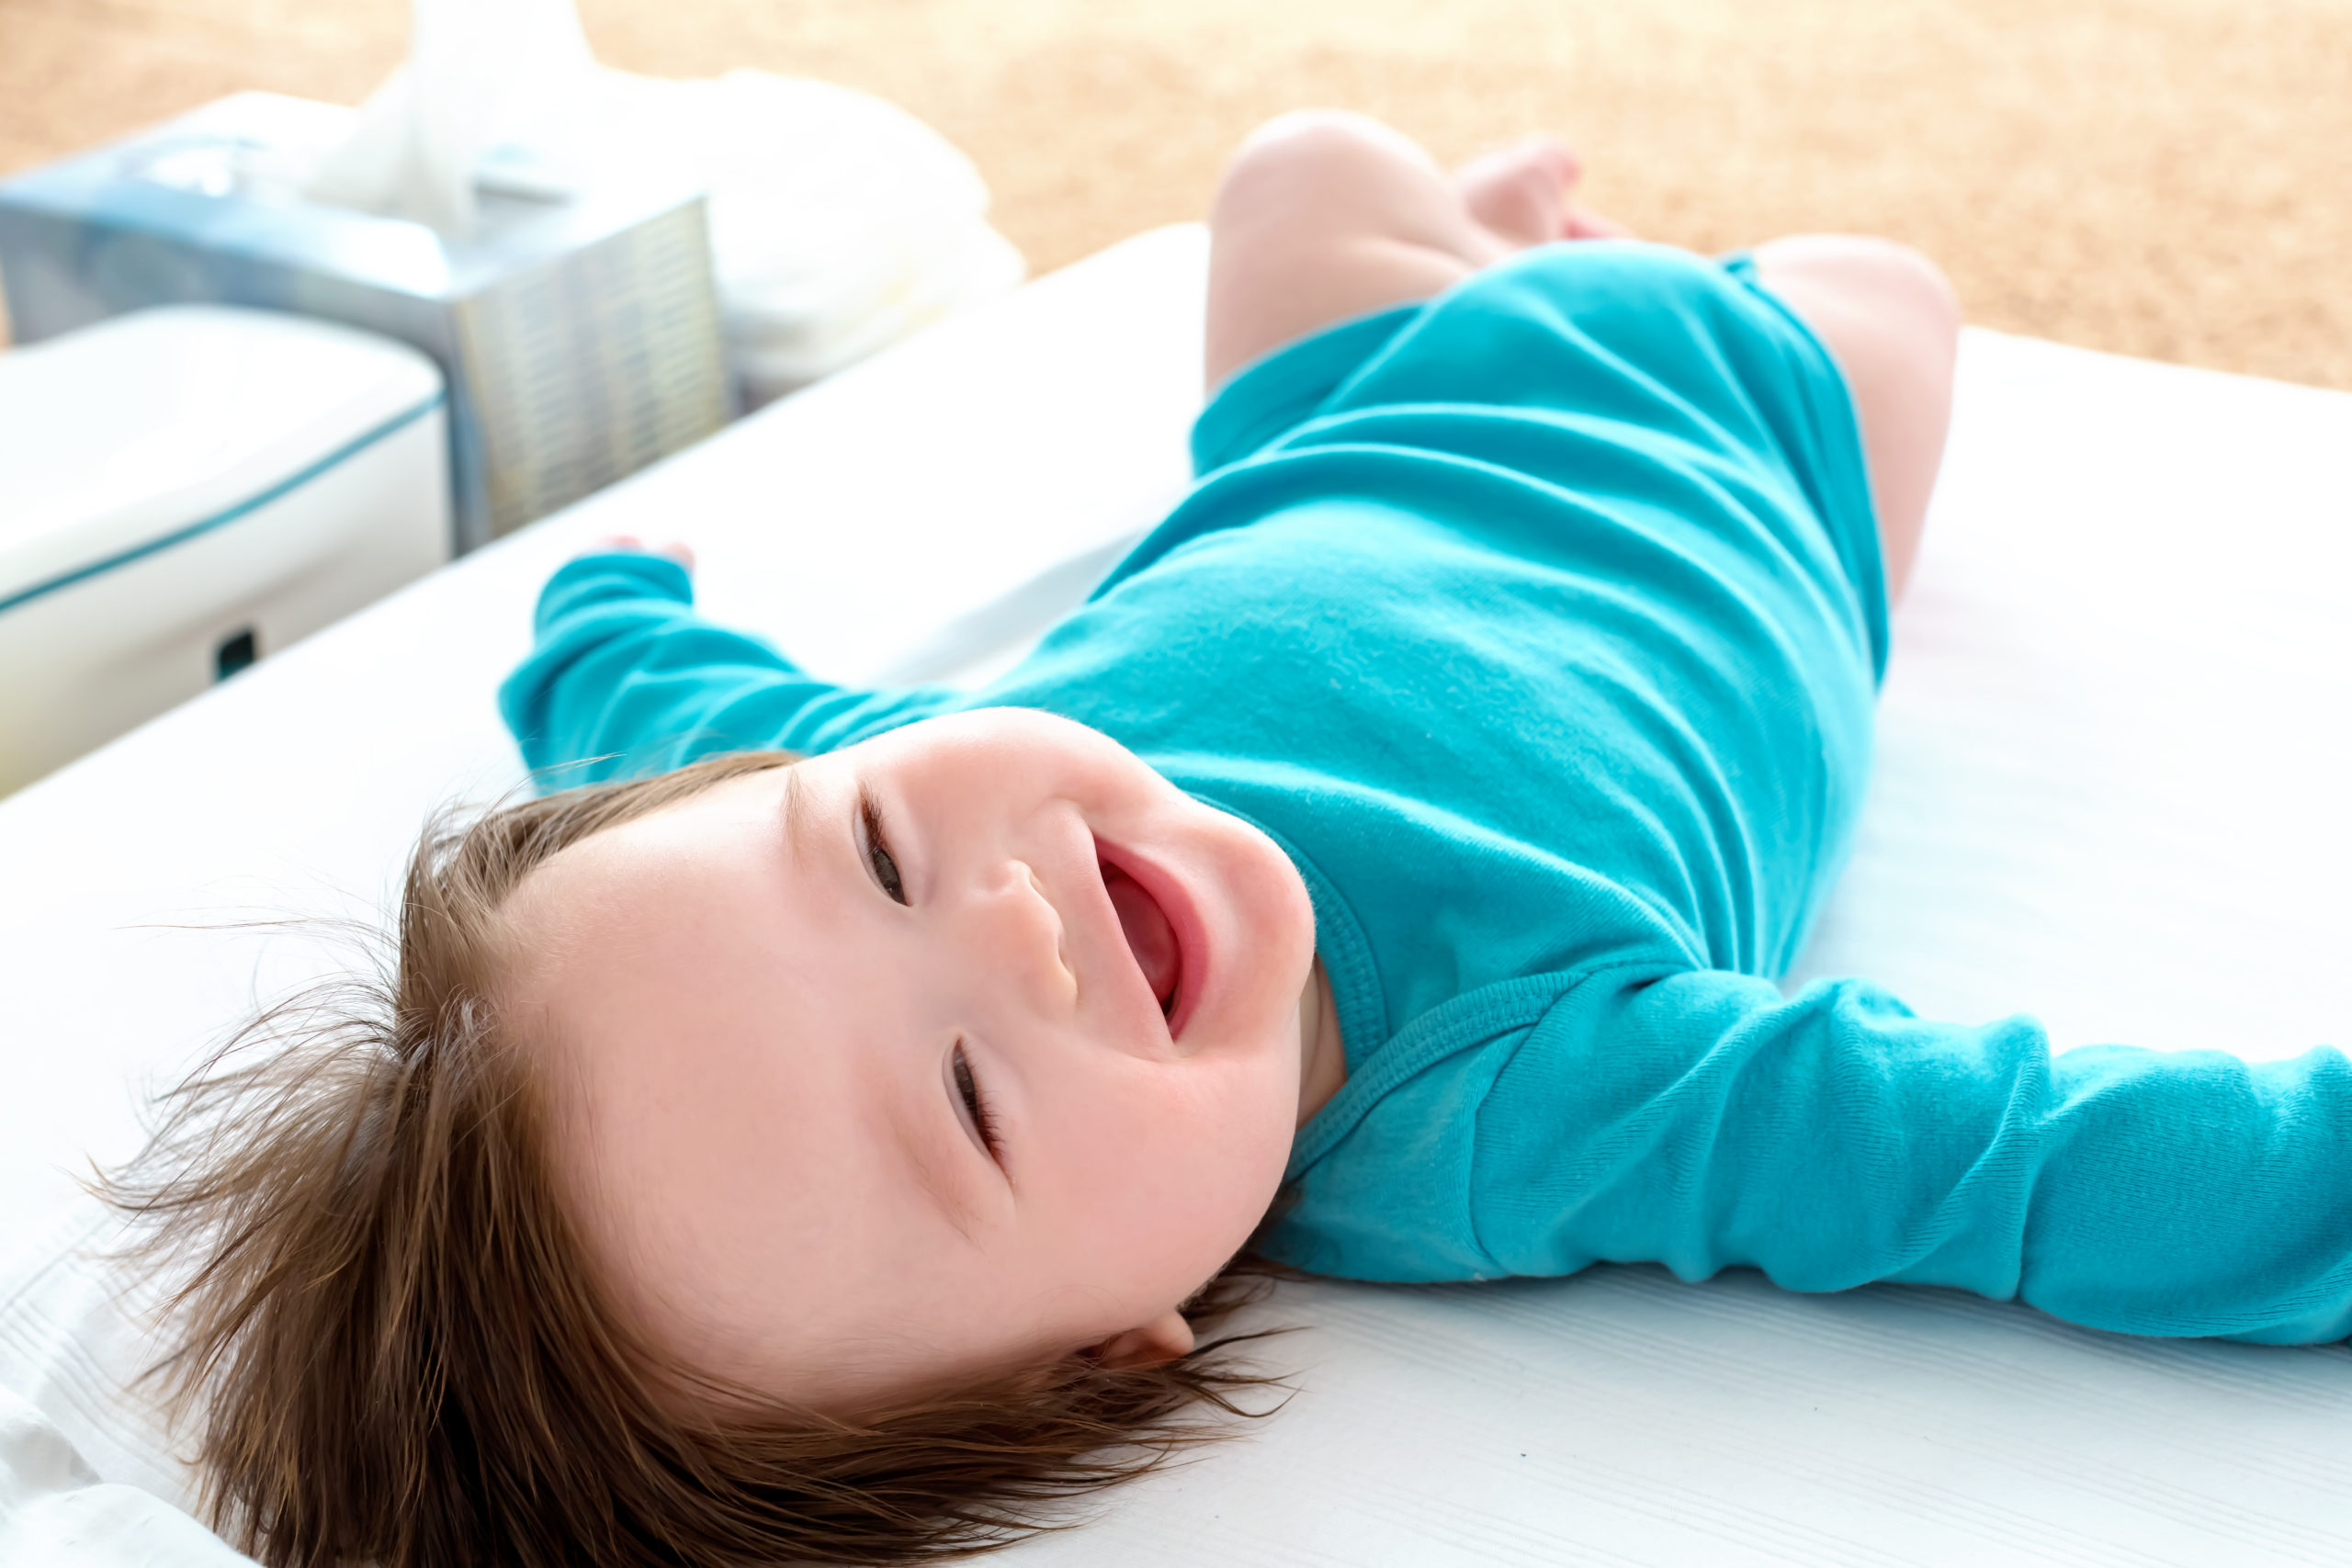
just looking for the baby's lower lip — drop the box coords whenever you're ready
[1102,863,1181,1011]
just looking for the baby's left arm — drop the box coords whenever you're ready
[498,549,950,785]
[1462,967,2352,1343]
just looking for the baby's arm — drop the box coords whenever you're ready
[498,549,949,784]
[1423,968,2352,1341]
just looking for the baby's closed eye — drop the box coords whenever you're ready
[859,788,908,904]
[951,1043,1002,1161]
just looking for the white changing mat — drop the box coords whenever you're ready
[3,224,2348,1566]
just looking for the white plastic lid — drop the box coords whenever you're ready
[0,306,445,606]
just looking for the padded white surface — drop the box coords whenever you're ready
[0,306,443,594]
[4,223,2350,1565]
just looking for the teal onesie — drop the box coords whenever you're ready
[501,241,2352,1344]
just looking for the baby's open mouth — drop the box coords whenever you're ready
[1101,860,1182,1017]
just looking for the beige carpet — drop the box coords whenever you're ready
[3,0,2347,390]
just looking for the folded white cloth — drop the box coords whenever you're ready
[1,1382,245,1567]
[594,68,1029,402]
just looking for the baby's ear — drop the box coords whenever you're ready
[1090,1309,1196,1371]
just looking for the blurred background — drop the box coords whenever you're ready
[3,0,2347,389]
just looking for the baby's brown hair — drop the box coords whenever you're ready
[104,750,1284,1567]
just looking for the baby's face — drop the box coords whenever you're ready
[500,709,1320,1414]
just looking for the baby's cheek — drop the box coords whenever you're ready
[1156,1063,1289,1245]
[1054,1069,1203,1222]
[1036,1048,1286,1305]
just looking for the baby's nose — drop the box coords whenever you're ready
[974,859,1076,1008]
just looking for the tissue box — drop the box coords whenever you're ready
[0,93,732,553]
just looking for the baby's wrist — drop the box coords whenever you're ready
[537,547,697,625]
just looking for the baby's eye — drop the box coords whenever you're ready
[952,1043,1001,1161]
[860,792,907,905]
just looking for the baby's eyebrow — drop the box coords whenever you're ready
[782,766,811,867]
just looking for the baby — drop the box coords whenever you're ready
[116,112,2352,1568]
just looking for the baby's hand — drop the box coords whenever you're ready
[587,535,695,572]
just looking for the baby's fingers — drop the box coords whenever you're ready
[587,535,695,571]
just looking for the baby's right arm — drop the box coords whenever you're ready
[498,550,951,784]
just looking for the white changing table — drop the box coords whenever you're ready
[2,227,2348,1567]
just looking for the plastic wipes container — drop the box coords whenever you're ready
[0,306,449,794]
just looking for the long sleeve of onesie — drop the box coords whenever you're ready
[1272,961,2352,1343]
[497,553,951,784]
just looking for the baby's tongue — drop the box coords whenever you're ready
[1102,866,1180,1007]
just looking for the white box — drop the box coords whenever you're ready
[0,93,731,552]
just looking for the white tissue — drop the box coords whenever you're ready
[301,0,600,235]
[299,0,1024,395]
